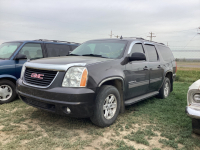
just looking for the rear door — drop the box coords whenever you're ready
[144,44,163,92]
[45,44,71,57]
[125,43,149,99]
[15,43,44,78]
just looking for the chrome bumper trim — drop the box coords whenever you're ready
[186,106,200,119]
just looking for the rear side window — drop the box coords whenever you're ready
[130,43,144,54]
[19,43,43,59]
[46,44,70,57]
[157,45,174,62]
[144,45,158,62]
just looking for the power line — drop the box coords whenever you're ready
[147,32,156,41]
[183,34,197,49]
[108,30,114,38]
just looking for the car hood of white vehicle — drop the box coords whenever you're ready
[189,79,200,90]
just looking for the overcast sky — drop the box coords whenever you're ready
[0,0,200,50]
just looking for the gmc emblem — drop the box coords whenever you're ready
[31,73,44,79]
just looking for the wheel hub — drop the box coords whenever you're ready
[164,82,169,97]
[103,94,117,120]
[0,85,12,101]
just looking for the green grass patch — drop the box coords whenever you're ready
[176,70,200,82]
[124,130,150,146]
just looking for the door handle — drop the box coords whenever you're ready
[143,66,148,70]
[157,65,161,68]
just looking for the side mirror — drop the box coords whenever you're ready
[129,52,146,61]
[15,54,27,60]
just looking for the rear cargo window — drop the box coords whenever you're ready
[46,44,70,57]
[157,45,174,62]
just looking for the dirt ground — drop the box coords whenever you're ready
[177,61,200,69]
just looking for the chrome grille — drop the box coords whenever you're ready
[24,68,57,87]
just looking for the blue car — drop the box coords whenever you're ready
[0,39,79,104]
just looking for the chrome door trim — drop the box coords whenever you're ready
[127,41,142,54]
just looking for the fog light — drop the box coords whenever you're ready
[194,94,200,103]
[66,107,71,114]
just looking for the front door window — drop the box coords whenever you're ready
[19,43,43,60]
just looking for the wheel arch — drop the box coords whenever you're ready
[164,71,173,92]
[0,75,17,84]
[98,77,125,113]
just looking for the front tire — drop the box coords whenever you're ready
[90,85,120,127]
[192,118,200,135]
[158,77,171,99]
[0,80,17,104]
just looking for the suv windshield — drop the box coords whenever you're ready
[71,40,127,59]
[0,42,21,59]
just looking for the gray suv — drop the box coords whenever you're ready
[17,37,177,127]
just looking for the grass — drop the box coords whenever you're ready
[0,69,200,149]
[176,70,200,82]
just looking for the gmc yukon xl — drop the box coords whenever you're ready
[16,38,176,127]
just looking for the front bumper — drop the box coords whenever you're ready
[186,106,200,119]
[16,79,96,118]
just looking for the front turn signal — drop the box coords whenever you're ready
[80,68,88,87]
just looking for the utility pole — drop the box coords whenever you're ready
[147,32,156,41]
[109,30,114,38]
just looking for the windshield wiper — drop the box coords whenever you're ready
[82,54,107,58]
[69,54,81,56]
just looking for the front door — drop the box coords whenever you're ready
[125,43,149,99]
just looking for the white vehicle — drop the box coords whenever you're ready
[186,79,200,135]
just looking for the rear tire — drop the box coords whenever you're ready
[90,85,120,127]
[0,80,17,104]
[158,77,171,99]
[192,118,200,135]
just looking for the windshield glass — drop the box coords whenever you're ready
[0,42,21,59]
[71,40,127,59]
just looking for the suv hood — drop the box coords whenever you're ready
[30,56,112,65]
[24,56,113,71]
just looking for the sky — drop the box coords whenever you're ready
[0,0,200,50]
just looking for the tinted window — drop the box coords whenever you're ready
[145,45,158,62]
[70,45,78,51]
[19,43,43,59]
[131,43,144,54]
[157,45,174,62]
[46,44,70,57]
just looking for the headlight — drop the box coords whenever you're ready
[194,94,200,103]
[62,67,88,87]
[20,64,26,79]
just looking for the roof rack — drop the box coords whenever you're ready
[121,37,165,45]
[122,37,145,40]
[145,40,165,45]
[34,39,80,45]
